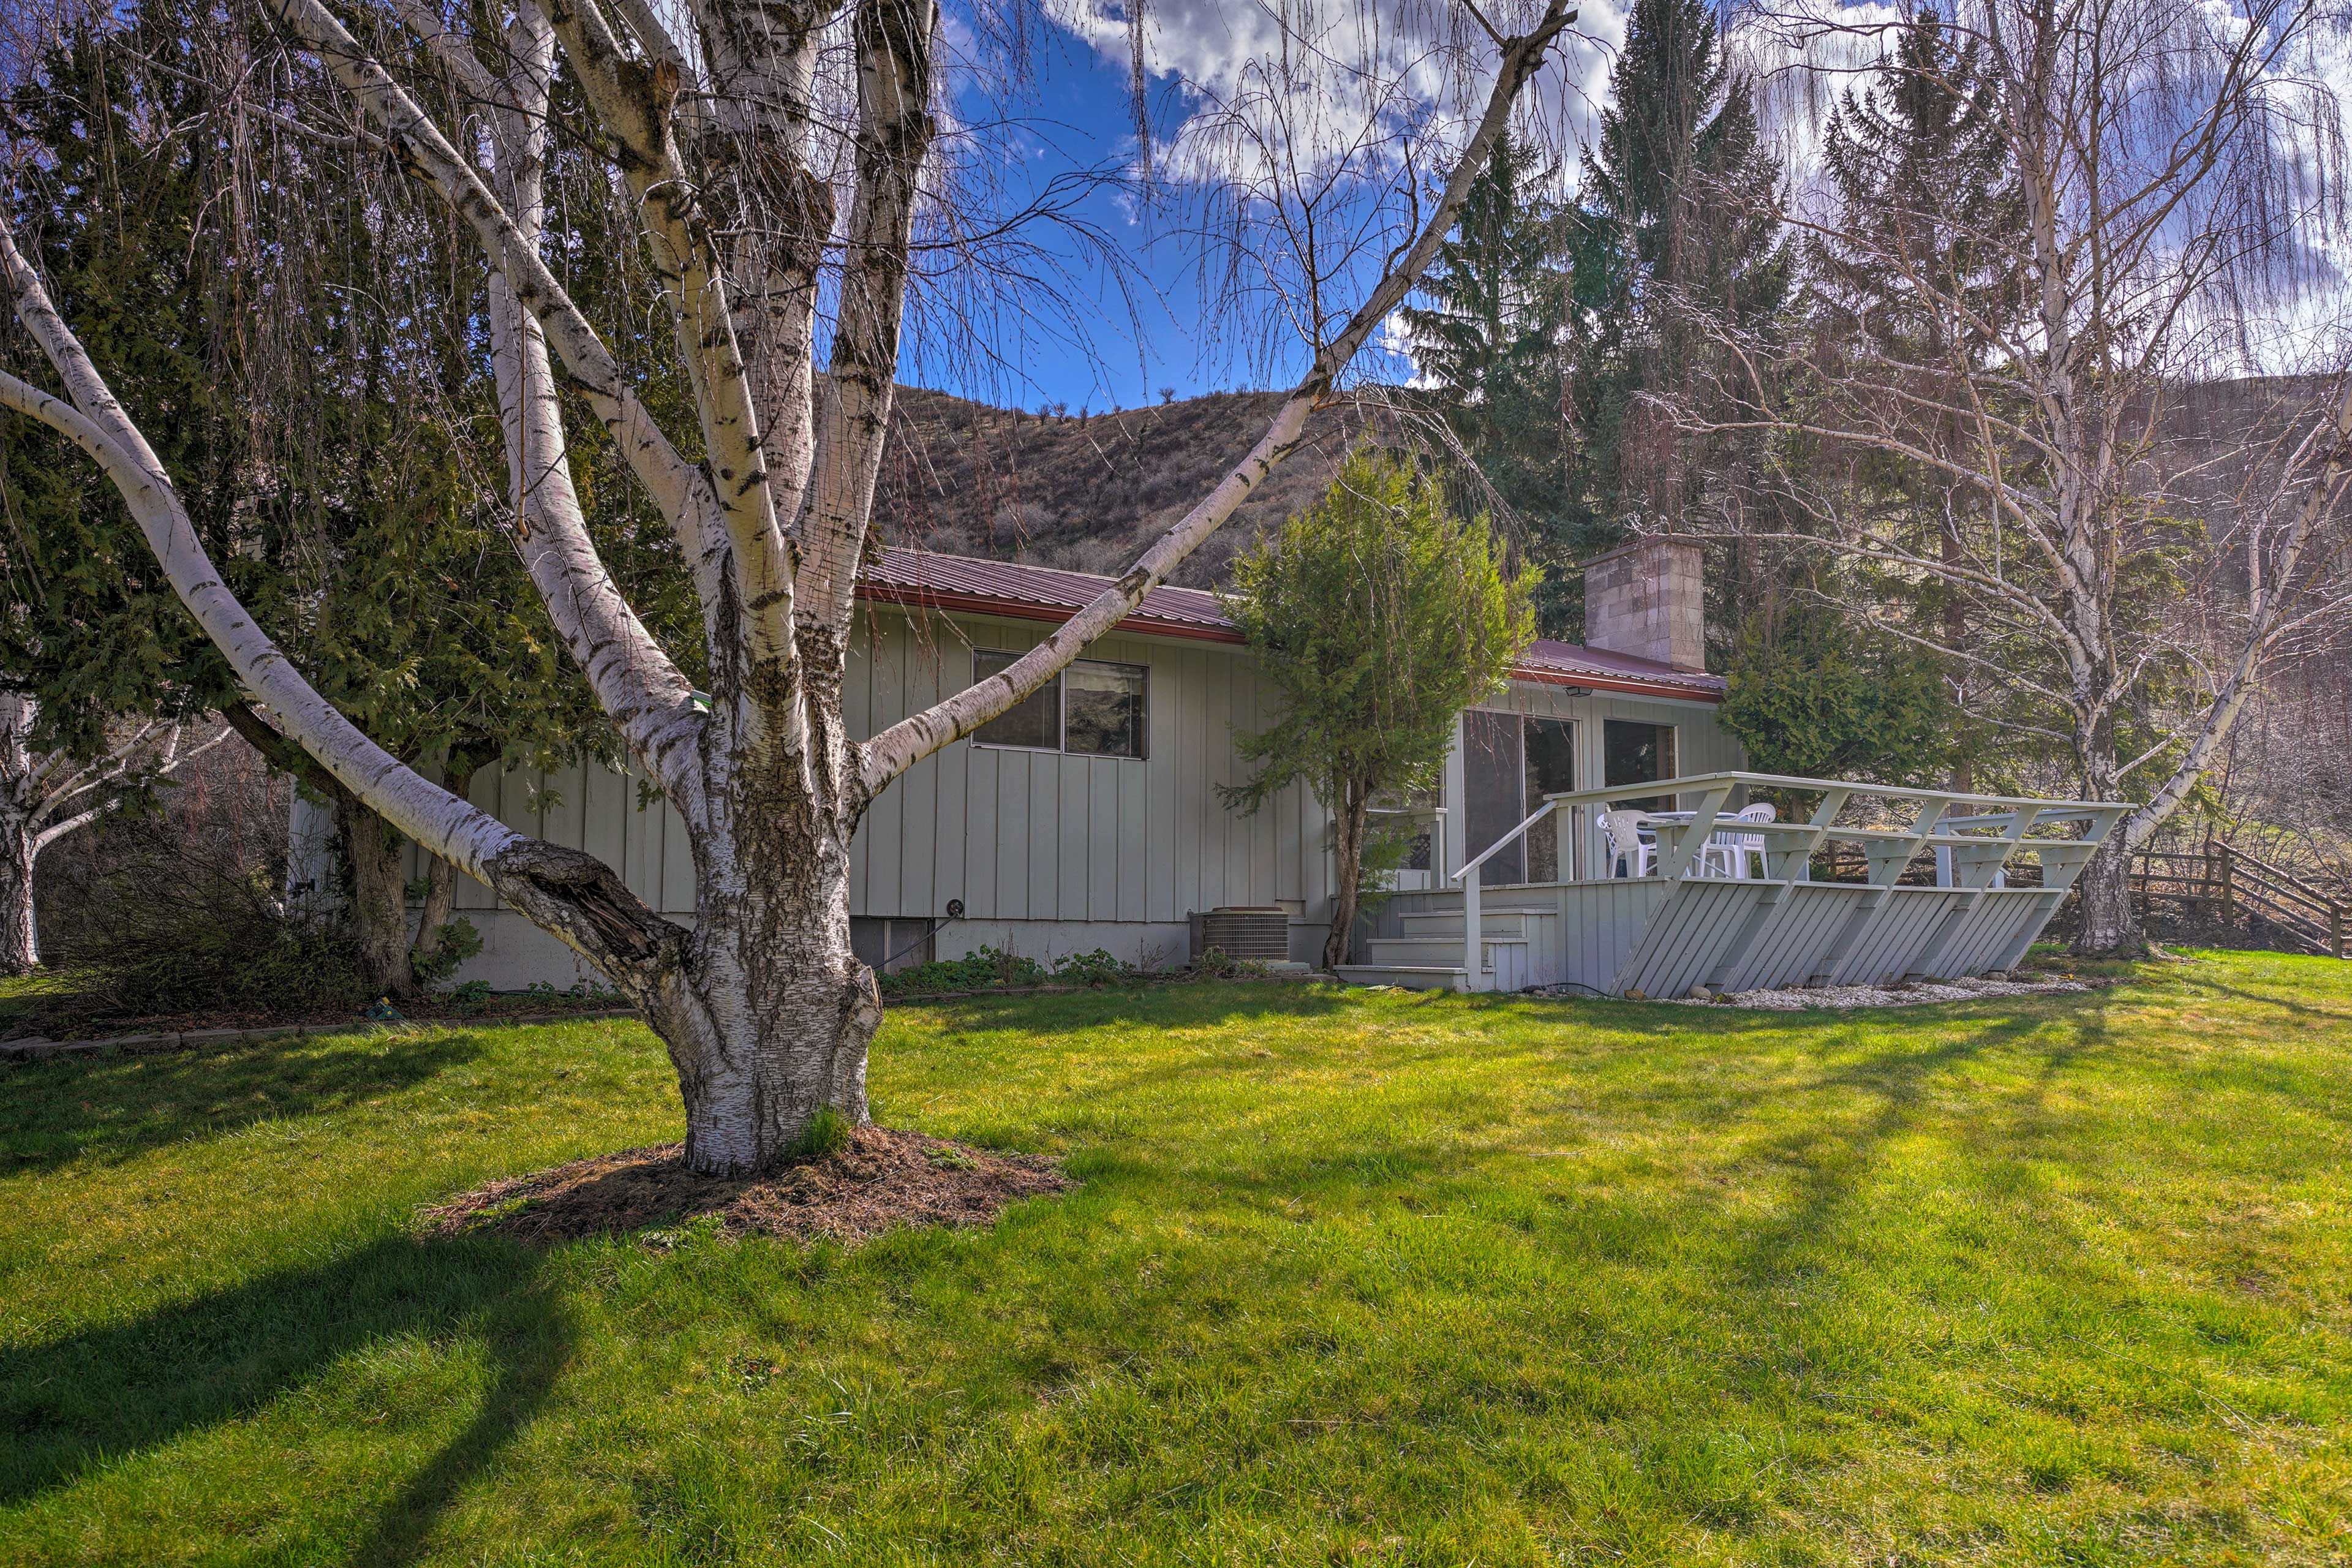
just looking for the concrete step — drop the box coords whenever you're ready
[1362,935,1526,967]
[1331,963,1471,992]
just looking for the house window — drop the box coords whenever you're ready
[970,650,1148,759]
[1065,660,1148,757]
[971,652,1060,749]
[1604,718,1678,811]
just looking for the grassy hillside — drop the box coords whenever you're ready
[5,951,2350,1564]
[873,386,1410,589]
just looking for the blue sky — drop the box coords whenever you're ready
[899,23,1329,413]
[895,0,1629,411]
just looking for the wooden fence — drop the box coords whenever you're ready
[2130,845,2348,959]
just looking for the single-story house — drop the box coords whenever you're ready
[303,536,2117,995]
[330,538,1741,988]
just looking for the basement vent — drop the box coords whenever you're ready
[1189,907,1290,963]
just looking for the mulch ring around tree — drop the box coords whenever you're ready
[421,1125,1071,1246]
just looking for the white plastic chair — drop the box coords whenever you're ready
[1599,810,1654,878]
[1701,803,1777,878]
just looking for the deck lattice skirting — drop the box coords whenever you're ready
[1340,773,2131,997]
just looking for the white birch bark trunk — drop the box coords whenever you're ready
[6,0,1577,1173]
[0,813,36,976]
[0,695,35,973]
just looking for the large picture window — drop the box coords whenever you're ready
[970,651,1148,759]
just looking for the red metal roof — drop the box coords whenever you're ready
[859,547,1235,641]
[1515,638,1727,699]
[857,547,1725,701]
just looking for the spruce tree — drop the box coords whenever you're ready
[1399,133,1562,470]
[1556,0,1790,611]
[1804,10,2020,789]
[1398,134,1575,623]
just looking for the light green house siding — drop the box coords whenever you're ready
[385,603,1740,988]
[840,608,1332,966]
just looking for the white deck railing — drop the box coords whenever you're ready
[1445,772,2132,992]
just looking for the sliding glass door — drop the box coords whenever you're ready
[1461,712,1578,886]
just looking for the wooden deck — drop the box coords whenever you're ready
[1341,772,2130,997]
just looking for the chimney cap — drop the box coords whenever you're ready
[1575,535,1708,570]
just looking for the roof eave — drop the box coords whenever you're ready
[855,583,1245,645]
[854,582,1725,703]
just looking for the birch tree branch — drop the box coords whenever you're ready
[0,232,689,989]
[2121,372,2352,846]
[260,0,708,544]
[526,0,798,675]
[859,0,1580,795]
[797,0,939,631]
[260,0,714,797]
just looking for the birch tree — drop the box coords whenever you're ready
[0,0,1581,1171]
[1686,0,2352,953]
[0,694,223,973]
[3,9,660,998]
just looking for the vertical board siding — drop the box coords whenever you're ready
[582,760,628,881]
[1117,755,1148,923]
[966,733,1000,918]
[423,606,1746,964]
[899,626,944,918]
[1175,646,1208,918]
[864,620,905,914]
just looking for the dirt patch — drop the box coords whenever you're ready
[420,1125,1071,1246]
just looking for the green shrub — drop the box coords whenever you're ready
[878,945,1049,996]
[99,911,366,1017]
[44,776,368,1019]
[410,916,483,987]
[1048,948,1129,987]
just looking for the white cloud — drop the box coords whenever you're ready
[1049,0,1627,190]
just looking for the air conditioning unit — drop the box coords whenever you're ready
[1188,906,1291,963]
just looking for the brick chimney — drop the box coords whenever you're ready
[1583,538,1706,673]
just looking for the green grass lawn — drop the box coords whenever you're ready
[2,952,2349,1566]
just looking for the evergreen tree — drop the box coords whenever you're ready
[0,6,669,993]
[1221,451,1537,969]
[1392,135,1561,470]
[1804,10,2021,790]
[1555,0,1791,627]
[1398,132,1568,518]
[1719,600,1962,785]
[1812,11,2018,358]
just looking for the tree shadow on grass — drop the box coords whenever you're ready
[0,1030,488,1172]
[914,979,1359,1035]
[2166,976,2352,1025]
[1725,1009,2073,1291]
[0,1231,571,1564]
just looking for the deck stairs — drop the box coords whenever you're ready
[1332,903,1544,993]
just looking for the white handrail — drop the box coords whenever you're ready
[1416,772,2132,992]
[1536,770,2125,816]
[1447,798,1558,993]
[1449,799,1556,884]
